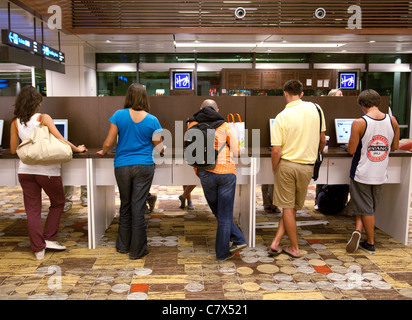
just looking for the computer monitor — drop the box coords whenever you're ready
[53,119,68,140]
[335,118,355,144]
[0,119,4,150]
[338,71,358,90]
[269,118,275,143]
[170,69,194,90]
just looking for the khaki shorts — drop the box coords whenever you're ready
[273,159,314,210]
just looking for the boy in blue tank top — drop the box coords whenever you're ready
[345,89,399,254]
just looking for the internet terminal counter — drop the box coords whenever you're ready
[1,147,411,249]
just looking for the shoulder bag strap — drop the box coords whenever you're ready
[312,103,322,133]
[13,119,19,134]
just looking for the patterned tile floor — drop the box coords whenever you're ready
[0,184,412,301]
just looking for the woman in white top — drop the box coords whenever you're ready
[10,86,87,260]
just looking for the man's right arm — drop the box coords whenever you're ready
[271,145,282,173]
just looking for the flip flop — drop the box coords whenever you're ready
[282,247,300,259]
[268,247,283,257]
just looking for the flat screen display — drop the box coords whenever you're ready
[0,80,9,88]
[335,118,355,144]
[172,71,192,90]
[338,71,357,90]
[53,119,68,140]
[0,119,3,147]
[269,118,275,143]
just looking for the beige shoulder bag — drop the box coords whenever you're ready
[16,115,73,165]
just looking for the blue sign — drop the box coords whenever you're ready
[5,30,33,51]
[118,75,128,82]
[174,72,192,90]
[0,79,8,88]
[1,29,65,63]
[42,44,65,62]
[339,72,357,90]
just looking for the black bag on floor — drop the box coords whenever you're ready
[316,184,349,215]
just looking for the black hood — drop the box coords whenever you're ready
[188,106,225,125]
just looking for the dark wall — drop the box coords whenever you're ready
[0,95,389,149]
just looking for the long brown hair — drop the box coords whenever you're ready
[123,83,150,112]
[14,85,43,126]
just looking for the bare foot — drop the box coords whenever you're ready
[282,246,300,258]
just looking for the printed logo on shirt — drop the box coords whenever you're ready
[367,135,390,162]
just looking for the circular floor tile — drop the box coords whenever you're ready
[260,282,279,291]
[111,283,130,293]
[223,281,242,292]
[309,259,326,266]
[242,282,260,292]
[237,267,254,275]
[327,273,346,281]
[185,282,204,292]
[273,273,293,282]
[371,280,392,290]
[278,281,298,290]
[316,281,336,291]
[130,283,150,292]
[298,281,317,290]
[399,288,412,298]
[257,264,279,274]
[134,268,152,276]
[127,292,148,300]
[362,273,383,281]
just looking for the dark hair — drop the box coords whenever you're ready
[14,85,43,126]
[283,80,303,96]
[124,83,150,112]
[358,89,381,108]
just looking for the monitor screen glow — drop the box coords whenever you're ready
[335,118,355,144]
[338,71,357,90]
[0,119,4,147]
[172,71,192,90]
[53,119,68,140]
[269,118,275,143]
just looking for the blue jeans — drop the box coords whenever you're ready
[198,169,246,260]
[114,164,154,259]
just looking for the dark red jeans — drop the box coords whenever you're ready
[18,174,65,253]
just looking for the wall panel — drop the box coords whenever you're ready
[0,95,388,150]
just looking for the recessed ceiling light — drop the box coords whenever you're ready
[175,42,345,48]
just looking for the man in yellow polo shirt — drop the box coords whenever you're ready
[268,80,326,258]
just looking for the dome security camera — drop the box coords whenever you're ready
[314,8,326,19]
[235,7,246,19]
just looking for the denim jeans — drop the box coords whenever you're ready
[197,169,246,260]
[114,164,154,259]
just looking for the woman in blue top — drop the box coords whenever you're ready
[97,84,164,259]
